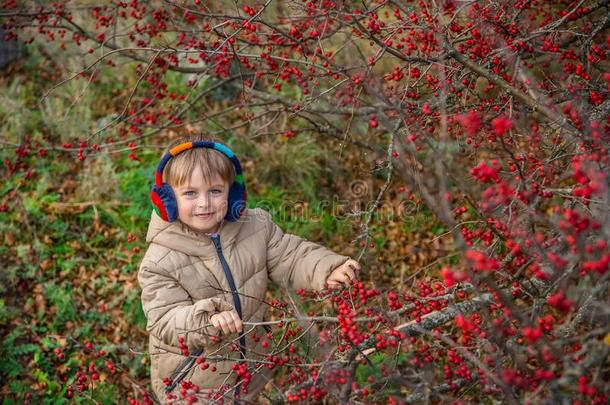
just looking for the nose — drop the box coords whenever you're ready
[196,194,210,208]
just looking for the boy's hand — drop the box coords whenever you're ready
[327,259,360,289]
[210,310,243,335]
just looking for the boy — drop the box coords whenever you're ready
[138,136,360,403]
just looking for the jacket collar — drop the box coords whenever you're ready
[145,210,244,257]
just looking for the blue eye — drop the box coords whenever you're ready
[211,189,222,194]
[183,191,196,196]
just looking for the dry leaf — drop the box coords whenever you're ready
[4,233,14,246]
[39,260,52,271]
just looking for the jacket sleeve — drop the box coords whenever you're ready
[259,209,350,291]
[138,260,234,350]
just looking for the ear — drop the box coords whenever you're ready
[151,183,178,222]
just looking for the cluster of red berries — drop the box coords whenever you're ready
[231,362,252,393]
[164,379,201,405]
[53,347,66,361]
[330,282,376,347]
[286,385,329,403]
[177,335,189,356]
[575,376,608,404]
[126,392,153,405]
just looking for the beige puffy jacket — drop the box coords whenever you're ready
[138,208,349,403]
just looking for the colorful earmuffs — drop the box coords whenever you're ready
[150,140,247,222]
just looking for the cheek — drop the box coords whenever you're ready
[216,194,229,206]
[177,198,193,212]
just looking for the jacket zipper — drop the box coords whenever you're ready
[165,234,246,399]
[209,234,244,329]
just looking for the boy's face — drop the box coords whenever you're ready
[173,168,229,234]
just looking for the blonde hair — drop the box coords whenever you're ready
[163,135,236,187]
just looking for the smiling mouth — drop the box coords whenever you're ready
[196,213,214,217]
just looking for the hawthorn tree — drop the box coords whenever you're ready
[1,0,609,404]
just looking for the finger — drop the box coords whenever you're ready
[226,312,239,334]
[327,280,341,289]
[344,268,356,283]
[230,312,243,332]
[213,317,225,334]
[219,314,232,335]
[223,321,233,335]
[348,260,361,273]
[349,267,357,279]
[211,315,220,330]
